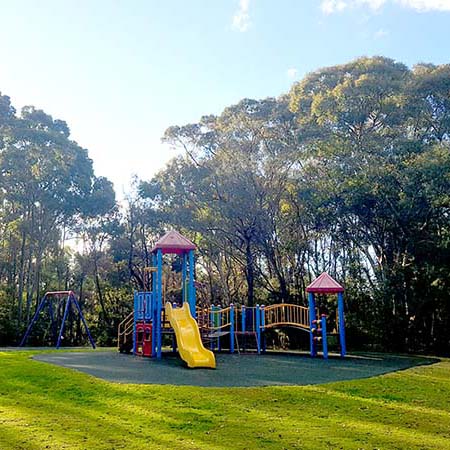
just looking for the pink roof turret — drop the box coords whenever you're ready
[306,272,344,294]
[151,230,196,255]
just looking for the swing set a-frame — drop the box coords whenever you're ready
[19,290,96,349]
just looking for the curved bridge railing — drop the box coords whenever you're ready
[262,303,310,331]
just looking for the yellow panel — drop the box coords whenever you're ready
[165,302,216,369]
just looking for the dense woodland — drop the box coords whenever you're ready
[1,57,449,353]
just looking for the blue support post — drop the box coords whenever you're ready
[321,314,328,359]
[182,253,187,304]
[19,294,48,347]
[156,249,163,359]
[217,307,222,351]
[151,255,156,357]
[308,292,317,357]
[56,294,71,349]
[133,292,138,355]
[261,305,266,353]
[209,305,216,351]
[188,250,196,318]
[172,303,177,353]
[337,292,346,357]
[256,305,261,354]
[230,304,235,353]
[70,293,96,349]
[241,305,246,352]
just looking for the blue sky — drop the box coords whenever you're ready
[1,0,449,196]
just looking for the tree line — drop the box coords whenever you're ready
[1,56,449,353]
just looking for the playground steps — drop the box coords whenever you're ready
[118,311,134,353]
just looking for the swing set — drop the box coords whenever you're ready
[19,291,96,349]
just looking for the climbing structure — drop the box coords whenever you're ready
[117,230,215,368]
[306,272,346,358]
[118,230,347,366]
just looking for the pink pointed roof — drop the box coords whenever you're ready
[306,272,344,294]
[151,230,196,255]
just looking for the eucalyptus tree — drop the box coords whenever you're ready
[289,57,450,351]
[141,98,304,306]
[0,99,116,337]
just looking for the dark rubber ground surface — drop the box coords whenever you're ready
[32,351,437,387]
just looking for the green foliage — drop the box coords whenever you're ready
[2,56,450,353]
[0,94,116,346]
[136,56,450,353]
[0,351,449,449]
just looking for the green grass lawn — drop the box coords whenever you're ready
[0,351,449,449]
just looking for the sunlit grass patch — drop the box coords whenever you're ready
[0,350,448,449]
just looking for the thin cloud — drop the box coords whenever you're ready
[321,0,348,14]
[321,0,386,14]
[287,68,298,79]
[398,0,450,11]
[374,28,389,38]
[232,0,251,32]
[321,0,450,13]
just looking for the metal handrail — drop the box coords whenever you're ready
[207,306,232,331]
[117,311,134,349]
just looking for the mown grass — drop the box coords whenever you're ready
[0,350,449,449]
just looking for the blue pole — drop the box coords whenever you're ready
[71,293,96,349]
[133,292,138,355]
[241,305,246,352]
[19,294,48,347]
[156,249,163,359]
[172,302,177,352]
[217,307,222,351]
[210,305,215,351]
[182,253,187,304]
[256,304,261,354]
[188,250,196,318]
[338,292,346,357]
[151,255,156,357]
[261,305,266,353]
[230,304,235,353]
[321,314,328,359]
[308,292,317,357]
[56,294,71,349]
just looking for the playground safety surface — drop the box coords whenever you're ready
[33,351,438,387]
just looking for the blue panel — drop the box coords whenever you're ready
[144,292,152,321]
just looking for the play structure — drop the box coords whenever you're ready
[118,230,215,368]
[19,291,96,349]
[118,230,347,368]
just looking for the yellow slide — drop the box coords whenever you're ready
[165,302,216,369]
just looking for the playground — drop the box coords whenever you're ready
[9,229,449,449]
[34,350,435,387]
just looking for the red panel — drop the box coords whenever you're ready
[151,230,196,254]
[306,272,344,293]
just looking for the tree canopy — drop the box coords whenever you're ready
[1,56,449,353]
